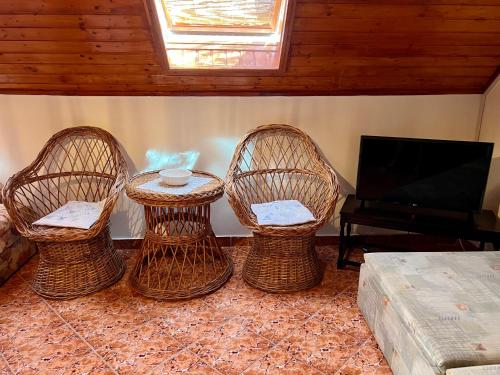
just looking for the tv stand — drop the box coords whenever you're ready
[337,194,500,268]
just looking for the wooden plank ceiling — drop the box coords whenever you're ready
[0,0,499,95]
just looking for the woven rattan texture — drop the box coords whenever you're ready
[126,171,232,300]
[126,170,224,207]
[226,124,340,292]
[3,126,128,299]
[33,225,125,299]
[243,233,322,292]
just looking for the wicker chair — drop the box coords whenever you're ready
[226,124,340,292]
[3,127,128,299]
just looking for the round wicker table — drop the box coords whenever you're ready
[126,170,233,300]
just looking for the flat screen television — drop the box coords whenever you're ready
[356,136,494,213]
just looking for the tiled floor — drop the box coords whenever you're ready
[0,246,392,375]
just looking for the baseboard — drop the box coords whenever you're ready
[113,234,475,250]
[113,238,143,249]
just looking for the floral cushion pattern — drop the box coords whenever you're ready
[359,252,500,375]
[0,204,37,285]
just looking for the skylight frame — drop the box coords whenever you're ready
[144,0,295,72]
[160,0,284,34]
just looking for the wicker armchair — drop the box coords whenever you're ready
[226,124,340,292]
[3,127,128,299]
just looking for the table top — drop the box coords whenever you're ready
[126,170,224,207]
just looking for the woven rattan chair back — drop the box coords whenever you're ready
[226,124,339,234]
[3,126,127,299]
[226,124,340,292]
[5,127,125,228]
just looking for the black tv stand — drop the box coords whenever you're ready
[337,194,500,268]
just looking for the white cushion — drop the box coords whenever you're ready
[251,200,316,226]
[33,200,105,230]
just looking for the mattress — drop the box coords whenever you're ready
[359,251,500,375]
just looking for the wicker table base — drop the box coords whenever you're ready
[129,199,232,301]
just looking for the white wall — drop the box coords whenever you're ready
[479,77,500,216]
[0,94,482,238]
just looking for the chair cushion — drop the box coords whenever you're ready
[32,200,105,230]
[250,200,316,226]
[364,251,500,373]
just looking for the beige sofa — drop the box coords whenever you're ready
[0,184,36,285]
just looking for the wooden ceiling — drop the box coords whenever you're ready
[0,0,499,95]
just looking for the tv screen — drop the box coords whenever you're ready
[356,136,494,212]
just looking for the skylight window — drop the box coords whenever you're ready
[151,0,291,69]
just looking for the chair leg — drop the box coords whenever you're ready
[32,226,125,300]
[242,233,322,293]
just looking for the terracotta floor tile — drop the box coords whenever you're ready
[14,255,39,281]
[151,301,230,345]
[0,357,12,375]
[189,325,274,375]
[275,288,341,316]
[52,280,160,348]
[13,354,115,375]
[347,247,367,264]
[204,280,268,310]
[274,269,359,316]
[316,245,338,261]
[98,329,184,374]
[242,299,310,343]
[151,349,219,374]
[117,248,137,260]
[200,288,286,334]
[1,246,395,375]
[322,267,360,291]
[215,273,245,292]
[4,330,92,374]
[143,297,207,319]
[0,279,41,314]
[60,354,116,375]
[187,319,251,359]
[60,301,150,349]
[315,292,372,341]
[279,316,366,374]
[338,337,392,375]
[243,345,323,375]
[0,301,66,352]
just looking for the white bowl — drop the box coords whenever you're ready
[159,169,192,186]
